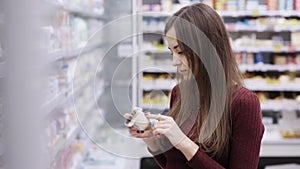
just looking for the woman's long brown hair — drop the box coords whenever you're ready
[165,3,243,159]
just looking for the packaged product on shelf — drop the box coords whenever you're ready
[295,0,300,10]
[296,95,300,103]
[267,0,278,10]
[162,0,172,12]
[92,0,104,14]
[57,59,75,94]
[71,17,88,48]
[258,0,268,11]
[226,0,238,11]
[278,110,300,138]
[286,55,295,65]
[291,31,300,47]
[246,53,254,64]
[254,52,264,64]
[214,0,227,11]
[235,52,243,64]
[278,75,290,84]
[42,26,57,52]
[47,76,59,101]
[278,0,285,10]
[274,55,286,65]
[286,0,294,10]
[295,54,300,65]
[142,4,162,12]
[54,10,71,51]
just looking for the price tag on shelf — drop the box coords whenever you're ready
[251,10,260,17]
[273,44,283,53]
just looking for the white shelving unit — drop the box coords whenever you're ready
[261,100,300,111]
[45,0,106,20]
[47,41,104,63]
[142,10,300,18]
[43,1,108,168]
[261,127,300,157]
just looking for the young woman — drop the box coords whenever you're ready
[128,3,264,169]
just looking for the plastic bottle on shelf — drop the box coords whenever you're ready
[295,0,300,10]
[254,52,264,64]
[278,0,285,11]
[286,0,294,10]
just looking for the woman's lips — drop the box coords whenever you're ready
[178,69,188,74]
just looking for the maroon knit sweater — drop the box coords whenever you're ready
[150,87,264,169]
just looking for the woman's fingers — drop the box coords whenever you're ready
[153,128,168,136]
[146,113,166,121]
[153,121,171,129]
[127,126,154,138]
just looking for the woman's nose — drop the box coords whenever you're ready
[172,55,181,67]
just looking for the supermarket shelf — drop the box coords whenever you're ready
[48,42,104,63]
[261,130,300,157]
[144,46,300,54]
[261,100,300,111]
[142,81,176,91]
[141,10,300,18]
[42,92,66,116]
[145,26,300,33]
[71,139,91,169]
[50,125,81,160]
[45,0,106,20]
[141,66,176,73]
[142,64,300,73]
[43,76,93,117]
[70,118,97,169]
[227,26,300,32]
[217,10,300,17]
[233,46,300,53]
[239,64,300,72]
[143,30,164,35]
[141,11,171,18]
[245,83,300,92]
[141,100,300,112]
[140,104,168,111]
[64,5,106,20]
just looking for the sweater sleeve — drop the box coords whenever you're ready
[228,89,264,169]
[147,148,167,168]
[186,88,264,169]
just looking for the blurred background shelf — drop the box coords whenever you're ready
[44,0,106,20]
[47,41,104,63]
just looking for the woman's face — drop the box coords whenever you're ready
[166,27,190,80]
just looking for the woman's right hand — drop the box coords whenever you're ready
[124,112,153,139]
[128,125,153,139]
[124,112,160,152]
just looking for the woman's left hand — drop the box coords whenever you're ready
[146,113,188,149]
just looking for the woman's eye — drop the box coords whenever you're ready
[178,51,183,55]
